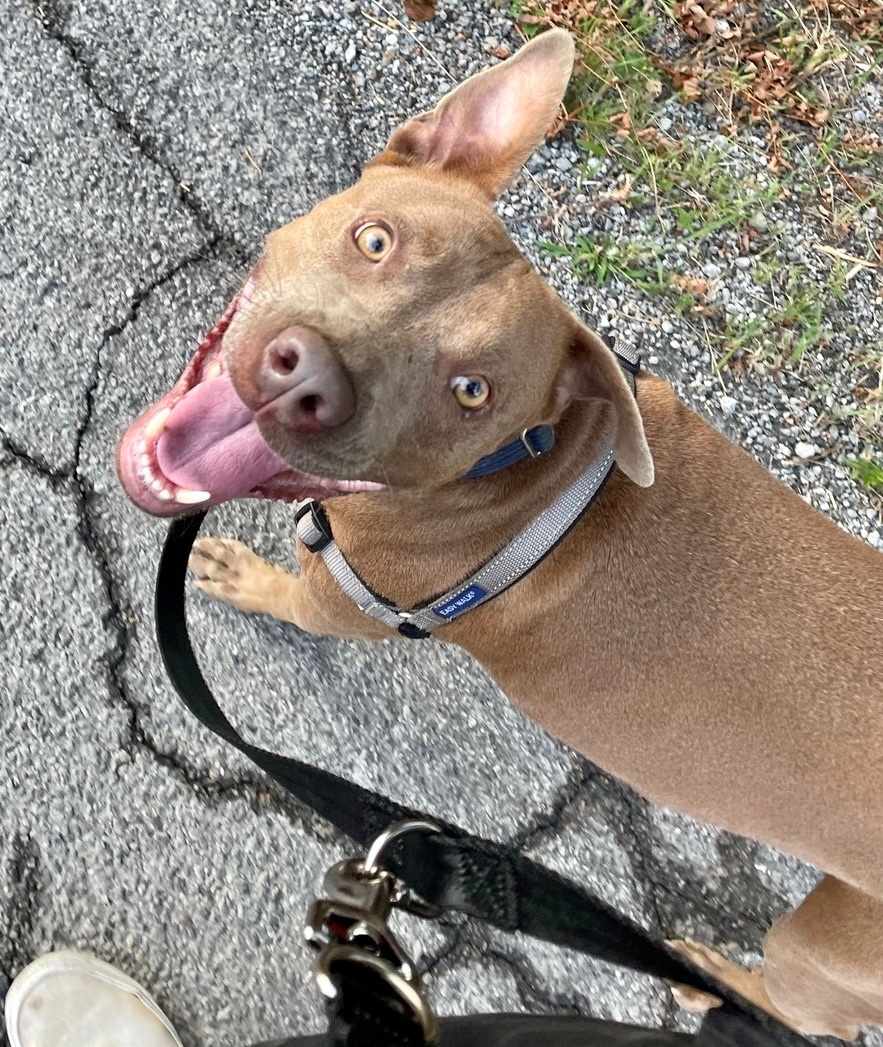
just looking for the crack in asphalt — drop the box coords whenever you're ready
[0,431,70,488]
[0,835,44,1016]
[510,758,670,946]
[599,774,668,933]
[421,918,467,981]
[509,757,594,856]
[482,939,585,1016]
[505,760,694,1030]
[56,242,343,845]
[22,0,248,266]
[426,923,640,1022]
[602,782,781,955]
[69,238,223,479]
[598,775,684,1029]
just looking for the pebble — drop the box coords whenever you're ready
[748,212,769,233]
[719,395,738,415]
[795,442,820,460]
[735,257,751,270]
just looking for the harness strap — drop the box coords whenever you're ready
[295,344,640,639]
[296,441,615,639]
[154,514,813,1047]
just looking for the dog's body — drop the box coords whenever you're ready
[118,30,883,1040]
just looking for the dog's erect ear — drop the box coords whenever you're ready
[371,29,575,197]
[554,325,655,487]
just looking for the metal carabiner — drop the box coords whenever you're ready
[306,819,445,1045]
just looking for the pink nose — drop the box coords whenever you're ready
[256,326,355,433]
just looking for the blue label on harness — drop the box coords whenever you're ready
[434,584,488,620]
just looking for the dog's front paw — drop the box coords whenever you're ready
[667,940,798,1028]
[189,537,292,617]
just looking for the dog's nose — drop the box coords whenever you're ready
[256,326,356,433]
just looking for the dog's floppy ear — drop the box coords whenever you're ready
[554,324,655,487]
[371,29,575,198]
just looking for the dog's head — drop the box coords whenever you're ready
[117,29,652,516]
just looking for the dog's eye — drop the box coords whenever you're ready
[354,223,393,261]
[450,375,491,410]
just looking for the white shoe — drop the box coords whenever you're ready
[4,950,183,1047]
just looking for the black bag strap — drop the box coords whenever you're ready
[252,1009,802,1047]
[155,513,812,1047]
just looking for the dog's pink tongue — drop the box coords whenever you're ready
[156,375,286,500]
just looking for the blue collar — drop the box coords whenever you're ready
[462,424,555,479]
[461,342,640,481]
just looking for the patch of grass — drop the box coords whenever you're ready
[512,0,883,246]
[514,0,882,139]
[852,350,883,442]
[515,0,665,140]
[711,263,842,368]
[547,234,667,289]
[847,455,883,494]
[711,312,770,368]
[515,0,882,477]
[626,135,783,235]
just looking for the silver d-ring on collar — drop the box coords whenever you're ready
[519,426,545,458]
[364,818,442,877]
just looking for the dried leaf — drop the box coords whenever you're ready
[675,275,712,296]
[601,175,634,203]
[404,0,437,20]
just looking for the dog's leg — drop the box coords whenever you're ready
[672,875,883,1040]
[667,941,795,1029]
[763,876,883,1040]
[190,537,308,618]
[189,537,390,639]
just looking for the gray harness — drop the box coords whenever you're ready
[295,343,639,639]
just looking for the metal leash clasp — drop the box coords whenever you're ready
[305,819,443,1044]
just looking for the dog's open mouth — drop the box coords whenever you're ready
[116,277,385,517]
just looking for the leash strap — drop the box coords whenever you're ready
[155,513,812,1047]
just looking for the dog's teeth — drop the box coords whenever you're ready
[204,361,222,381]
[144,408,171,439]
[137,440,149,455]
[175,488,211,505]
[157,489,172,501]
[151,479,165,494]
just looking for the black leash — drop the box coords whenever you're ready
[155,512,813,1047]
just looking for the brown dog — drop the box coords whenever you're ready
[117,30,883,1041]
